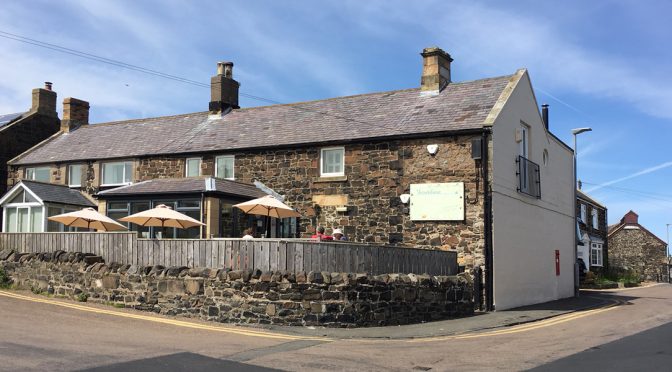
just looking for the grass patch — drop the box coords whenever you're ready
[77,293,89,302]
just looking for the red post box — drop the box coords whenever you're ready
[555,250,560,276]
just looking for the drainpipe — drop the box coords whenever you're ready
[201,192,206,239]
[482,129,494,311]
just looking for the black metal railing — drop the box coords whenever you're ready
[516,155,541,198]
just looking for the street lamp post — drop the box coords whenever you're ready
[666,224,671,283]
[572,127,592,297]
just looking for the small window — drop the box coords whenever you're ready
[25,167,50,182]
[542,149,549,166]
[580,204,587,223]
[185,158,202,177]
[590,243,603,266]
[68,164,83,187]
[215,156,234,180]
[320,147,345,177]
[518,124,529,158]
[102,161,132,186]
[591,209,598,229]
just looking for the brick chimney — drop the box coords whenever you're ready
[622,210,639,225]
[61,97,89,133]
[421,47,453,93]
[209,61,240,115]
[30,82,57,117]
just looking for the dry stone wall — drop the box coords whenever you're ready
[0,249,474,328]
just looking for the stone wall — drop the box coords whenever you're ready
[608,228,667,281]
[2,112,60,195]
[10,135,487,270]
[0,249,474,328]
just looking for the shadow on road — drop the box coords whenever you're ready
[78,352,281,372]
[502,291,639,312]
[528,321,672,371]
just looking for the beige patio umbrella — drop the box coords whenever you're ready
[47,207,127,231]
[118,204,205,230]
[233,195,301,237]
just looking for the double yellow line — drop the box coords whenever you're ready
[408,298,623,342]
[0,290,622,343]
[0,290,328,341]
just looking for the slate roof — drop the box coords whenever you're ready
[577,189,606,209]
[97,177,267,199]
[18,180,96,207]
[11,74,515,165]
[0,112,26,129]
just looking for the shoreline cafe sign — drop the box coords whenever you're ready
[410,182,464,221]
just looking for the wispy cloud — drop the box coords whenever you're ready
[585,160,672,193]
[353,0,672,120]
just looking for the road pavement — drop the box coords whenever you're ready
[0,284,670,371]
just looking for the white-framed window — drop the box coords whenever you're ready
[25,167,50,182]
[68,164,83,187]
[590,242,603,266]
[215,156,234,180]
[518,123,529,158]
[580,204,587,223]
[185,158,202,177]
[101,161,132,186]
[320,147,345,177]
[591,209,598,229]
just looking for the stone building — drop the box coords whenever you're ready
[3,47,576,309]
[0,83,61,203]
[608,211,668,282]
[576,188,608,273]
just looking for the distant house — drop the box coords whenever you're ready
[2,47,576,310]
[0,83,61,224]
[608,211,668,282]
[576,188,608,273]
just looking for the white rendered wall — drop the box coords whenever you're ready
[489,70,575,310]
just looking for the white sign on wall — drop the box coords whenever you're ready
[410,182,464,221]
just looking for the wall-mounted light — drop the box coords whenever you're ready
[426,144,439,155]
[400,194,411,204]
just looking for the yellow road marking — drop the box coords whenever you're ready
[0,290,329,342]
[0,290,624,343]
[407,298,623,342]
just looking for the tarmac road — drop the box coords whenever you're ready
[0,284,671,371]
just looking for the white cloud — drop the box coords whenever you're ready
[585,160,672,193]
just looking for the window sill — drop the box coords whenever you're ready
[69,185,81,188]
[314,175,347,183]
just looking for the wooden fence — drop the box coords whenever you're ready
[0,233,457,276]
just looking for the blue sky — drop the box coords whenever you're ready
[1,0,671,246]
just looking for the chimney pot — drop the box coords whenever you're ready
[44,82,53,91]
[61,97,90,133]
[420,46,453,93]
[217,61,234,78]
